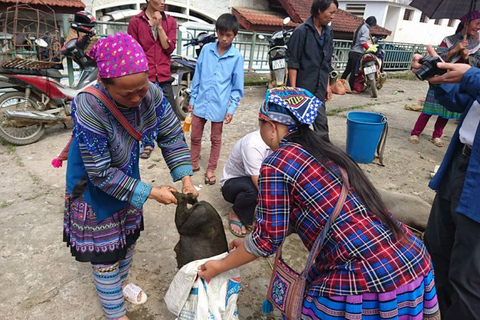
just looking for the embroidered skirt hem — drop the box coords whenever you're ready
[63,193,144,263]
[301,268,439,320]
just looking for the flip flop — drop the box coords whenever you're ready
[204,173,216,185]
[140,147,153,159]
[408,135,419,144]
[229,219,246,238]
[430,137,444,147]
[123,283,148,305]
[192,167,200,172]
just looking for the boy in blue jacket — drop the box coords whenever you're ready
[188,13,244,185]
[412,46,480,319]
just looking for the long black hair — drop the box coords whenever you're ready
[288,125,405,239]
[456,22,465,34]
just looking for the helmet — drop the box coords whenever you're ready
[71,11,96,33]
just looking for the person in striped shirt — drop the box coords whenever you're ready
[61,33,197,320]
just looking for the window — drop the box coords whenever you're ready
[420,13,429,23]
[434,19,442,25]
[403,9,413,21]
[345,4,366,17]
[448,19,455,27]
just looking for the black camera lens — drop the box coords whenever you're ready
[415,56,446,81]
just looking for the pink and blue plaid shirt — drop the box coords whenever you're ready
[246,139,432,296]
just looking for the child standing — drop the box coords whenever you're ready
[188,13,244,185]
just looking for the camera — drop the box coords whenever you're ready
[415,55,447,81]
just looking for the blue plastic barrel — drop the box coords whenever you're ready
[346,111,387,163]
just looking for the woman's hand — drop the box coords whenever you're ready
[411,45,442,75]
[461,48,470,61]
[148,186,178,204]
[229,238,245,251]
[197,260,223,279]
[428,62,471,84]
[181,176,199,197]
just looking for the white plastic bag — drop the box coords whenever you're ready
[164,252,241,320]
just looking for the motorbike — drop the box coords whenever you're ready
[0,11,98,145]
[258,17,291,88]
[354,38,387,98]
[170,26,216,120]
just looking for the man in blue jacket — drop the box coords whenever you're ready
[412,46,480,319]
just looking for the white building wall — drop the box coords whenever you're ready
[338,0,460,45]
[81,0,264,23]
[393,9,459,44]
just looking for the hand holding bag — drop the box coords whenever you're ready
[267,168,349,319]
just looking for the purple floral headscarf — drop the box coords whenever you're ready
[87,32,148,79]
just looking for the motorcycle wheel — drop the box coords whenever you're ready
[174,83,189,121]
[368,78,378,98]
[0,91,46,145]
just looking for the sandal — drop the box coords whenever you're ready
[408,135,419,144]
[204,173,216,185]
[229,219,246,238]
[192,167,200,172]
[140,147,153,159]
[431,137,444,147]
[123,283,148,305]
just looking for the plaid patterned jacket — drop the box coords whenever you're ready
[249,139,432,296]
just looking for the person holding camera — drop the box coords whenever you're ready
[412,44,480,319]
[341,16,377,93]
[409,11,480,148]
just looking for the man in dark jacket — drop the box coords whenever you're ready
[287,0,338,142]
[128,0,177,158]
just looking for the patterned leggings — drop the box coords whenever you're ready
[91,246,135,320]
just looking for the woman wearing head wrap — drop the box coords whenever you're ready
[409,11,480,147]
[61,33,198,320]
[198,87,439,318]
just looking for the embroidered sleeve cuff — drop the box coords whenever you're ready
[171,164,193,182]
[131,181,153,208]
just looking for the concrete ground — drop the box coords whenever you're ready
[0,77,454,319]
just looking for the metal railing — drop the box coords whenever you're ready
[1,20,431,85]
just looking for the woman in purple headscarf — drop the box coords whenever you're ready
[409,11,480,148]
[61,32,198,320]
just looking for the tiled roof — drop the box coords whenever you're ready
[0,0,85,9]
[332,9,391,36]
[232,7,298,31]
[233,4,391,37]
[278,0,310,23]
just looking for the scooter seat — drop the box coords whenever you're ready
[0,67,62,82]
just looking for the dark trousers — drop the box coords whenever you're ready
[157,81,176,114]
[313,103,330,142]
[341,51,363,90]
[424,145,480,319]
[221,176,258,226]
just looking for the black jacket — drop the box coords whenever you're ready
[287,16,334,101]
